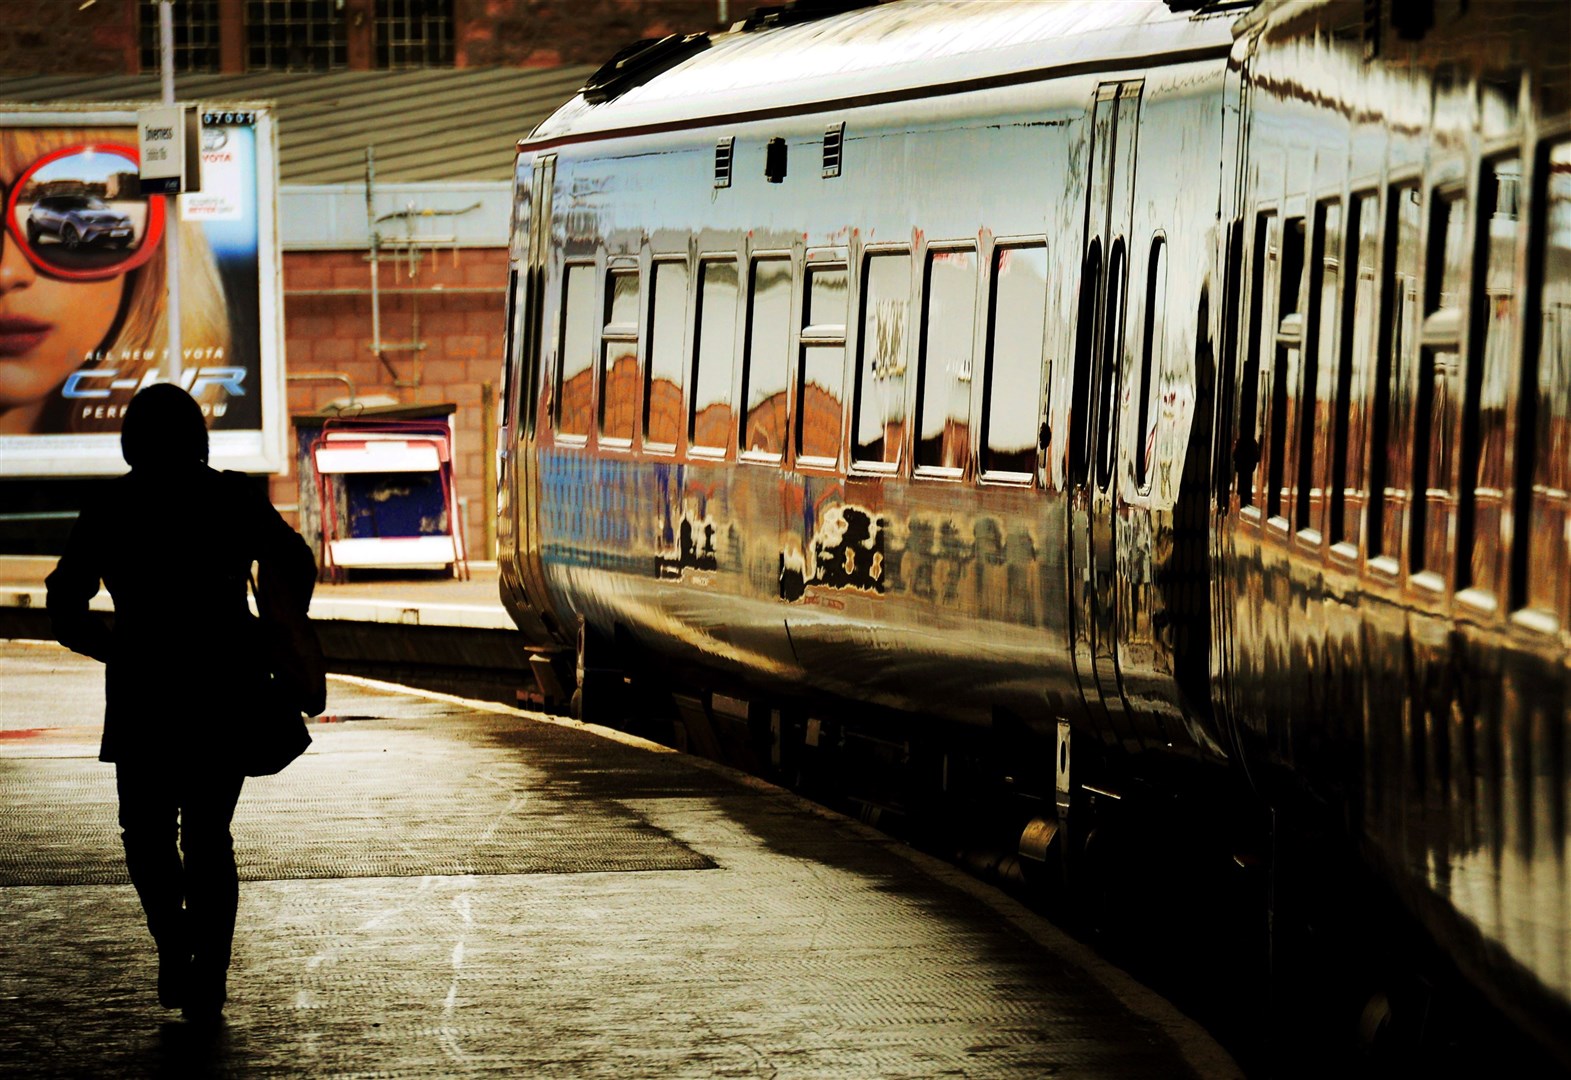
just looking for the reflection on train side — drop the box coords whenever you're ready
[498,0,1571,1066]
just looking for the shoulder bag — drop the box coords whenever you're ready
[242,568,323,776]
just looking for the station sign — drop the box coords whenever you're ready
[136,104,201,195]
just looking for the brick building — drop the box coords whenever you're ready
[0,1,764,76]
[0,0,770,560]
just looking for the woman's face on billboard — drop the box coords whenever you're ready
[0,239,125,429]
[0,137,154,433]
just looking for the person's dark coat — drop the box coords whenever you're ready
[46,388,314,767]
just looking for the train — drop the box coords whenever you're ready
[494,0,1571,1069]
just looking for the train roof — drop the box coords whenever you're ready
[523,0,1244,151]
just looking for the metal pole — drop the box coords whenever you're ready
[160,0,182,387]
[482,380,496,559]
[366,146,382,361]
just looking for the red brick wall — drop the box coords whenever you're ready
[743,391,788,455]
[691,402,734,452]
[601,351,640,440]
[456,0,768,68]
[799,380,843,460]
[273,248,510,556]
[0,0,769,75]
[557,368,595,438]
[0,0,137,75]
[645,377,683,446]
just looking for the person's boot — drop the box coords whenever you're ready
[181,958,227,1023]
[156,946,190,1009]
[151,920,190,1010]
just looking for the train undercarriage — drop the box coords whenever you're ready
[516,628,1559,1077]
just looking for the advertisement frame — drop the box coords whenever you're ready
[0,103,287,477]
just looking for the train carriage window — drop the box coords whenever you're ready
[984,242,1048,477]
[1070,240,1103,487]
[599,267,640,444]
[743,256,793,458]
[853,251,911,468]
[1136,236,1167,494]
[1369,186,1422,565]
[521,156,555,441]
[1266,216,1305,523]
[502,267,520,428]
[1331,193,1379,549]
[1237,214,1277,509]
[644,259,689,449]
[1214,223,1245,510]
[1094,240,1128,491]
[1297,202,1341,537]
[1514,141,1571,621]
[1459,159,1521,598]
[690,258,739,453]
[1409,189,1468,583]
[556,263,597,438]
[798,263,848,463]
[916,246,977,473]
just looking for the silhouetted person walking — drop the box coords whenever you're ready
[46,383,315,1022]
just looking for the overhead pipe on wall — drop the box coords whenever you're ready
[366,146,382,364]
[287,371,359,408]
[358,146,484,390]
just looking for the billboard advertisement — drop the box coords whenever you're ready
[0,105,285,475]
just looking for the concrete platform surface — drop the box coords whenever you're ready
[0,641,1240,1079]
[0,556,511,630]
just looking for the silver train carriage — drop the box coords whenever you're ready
[496,0,1571,1063]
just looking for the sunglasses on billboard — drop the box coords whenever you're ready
[2,142,166,282]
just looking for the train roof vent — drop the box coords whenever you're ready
[822,122,844,178]
[714,137,734,189]
[741,0,880,33]
[581,33,710,104]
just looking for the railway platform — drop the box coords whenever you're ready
[0,556,529,703]
[0,639,1240,1078]
[0,555,510,620]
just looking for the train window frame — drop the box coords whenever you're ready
[1237,211,1278,520]
[914,242,979,480]
[1509,137,1571,631]
[501,266,519,430]
[1407,183,1469,596]
[1264,213,1305,533]
[1456,156,1523,608]
[1295,199,1342,548]
[554,260,599,443]
[850,246,913,475]
[1069,239,1103,488]
[1135,233,1167,497]
[688,255,741,460]
[740,252,795,465]
[1329,190,1380,561]
[1093,238,1128,493]
[1214,221,1245,512]
[797,253,849,469]
[598,263,641,450]
[642,256,690,454]
[981,239,1049,485]
[1366,180,1424,584]
[520,155,554,443]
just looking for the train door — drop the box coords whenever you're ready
[1210,53,1252,768]
[1068,81,1142,751]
